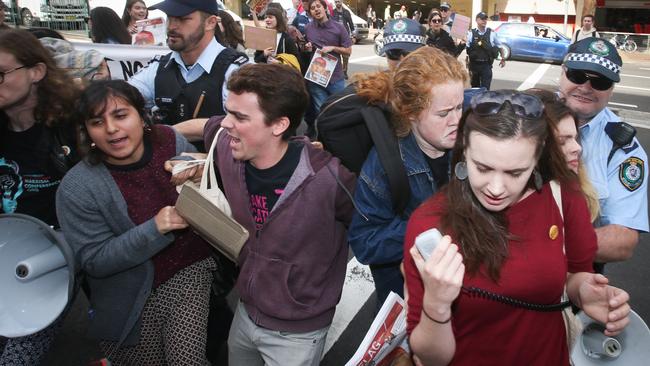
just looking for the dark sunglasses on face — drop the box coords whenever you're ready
[430,18,442,23]
[470,90,544,119]
[385,48,410,60]
[565,68,614,91]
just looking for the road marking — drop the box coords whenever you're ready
[516,64,551,90]
[350,55,382,63]
[609,102,638,108]
[323,257,375,356]
[640,67,650,71]
[617,85,650,92]
[621,74,650,79]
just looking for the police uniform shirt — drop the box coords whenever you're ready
[466,28,500,49]
[580,107,649,232]
[129,38,247,111]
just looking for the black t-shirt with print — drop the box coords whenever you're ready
[0,123,61,227]
[424,151,450,189]
[245,141,302,229]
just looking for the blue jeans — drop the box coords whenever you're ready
[370,264,404,313]
[305,79,346,128]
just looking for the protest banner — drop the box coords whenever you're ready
[450,13,470,40]
[244,26,276,51]
[133,17,166,46]
[246,0,271,14]
[304,49,337,87]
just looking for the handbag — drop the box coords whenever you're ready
[175,128,249,263]
[549,180,583,352]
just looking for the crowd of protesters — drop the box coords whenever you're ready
[1,0,647,365]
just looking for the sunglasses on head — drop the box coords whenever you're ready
[385,48,410,60]
[430,18,442,23]
[470,90,544,119]
[565,68,614,91]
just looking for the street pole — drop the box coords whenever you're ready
[564,0,569,36]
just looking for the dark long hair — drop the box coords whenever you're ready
[0,29,79,127]
[215,10,244,49]
[441,101,576,281]
[75,80,150,165]
[90,7,132,44]
[265,7,288,33]
[122,0,148,27]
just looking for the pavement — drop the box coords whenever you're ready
[620,50,650,64]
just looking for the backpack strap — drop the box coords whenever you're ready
[361,107,411,215]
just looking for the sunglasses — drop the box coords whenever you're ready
[470,90,544,119]
[430,18,442,23]
[385,48,410,60]
[565,68,614,91]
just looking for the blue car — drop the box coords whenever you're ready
[494,23,571,64]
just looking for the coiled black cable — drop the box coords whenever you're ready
[461,286,572,312]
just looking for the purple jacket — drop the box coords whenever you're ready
[204,116,356,332]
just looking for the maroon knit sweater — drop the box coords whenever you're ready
[107,126,211,287]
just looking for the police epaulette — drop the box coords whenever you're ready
[232,55,249,66]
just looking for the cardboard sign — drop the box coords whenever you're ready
[305,49,338,87]
[132,17,166,46]
[450,13,471,39]
[244,25,277,51]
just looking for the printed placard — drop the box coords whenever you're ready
[450,13,470,40]
[133,17,166,46]
[305,49,338,87]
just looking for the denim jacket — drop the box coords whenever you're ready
[348,132,441,265]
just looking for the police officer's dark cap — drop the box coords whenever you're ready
[149,0,221,17]
[563,37,622,82]
[382,19,426,53]
[476,11,488,20]
[440,2,451,10]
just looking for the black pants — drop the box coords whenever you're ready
[469,62,493,90]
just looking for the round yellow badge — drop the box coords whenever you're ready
[549,225,559,240]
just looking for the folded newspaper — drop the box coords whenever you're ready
[346,292,413,366]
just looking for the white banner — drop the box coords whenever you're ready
[71,42,170,81]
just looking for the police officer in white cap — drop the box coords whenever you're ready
[559,37,648,270]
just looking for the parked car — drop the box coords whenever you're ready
[494,22,571,64]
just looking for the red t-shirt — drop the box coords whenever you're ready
[404,183,596,365]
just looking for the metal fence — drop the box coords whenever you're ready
[3,0,88,31]
[599,31,650,54]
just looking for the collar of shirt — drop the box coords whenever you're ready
[578,107,613,139]
[315,18,333,28]
[166,38,225,76]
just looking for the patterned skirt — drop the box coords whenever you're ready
[100,257,216,366]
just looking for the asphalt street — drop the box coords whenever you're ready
[40,39,650,365]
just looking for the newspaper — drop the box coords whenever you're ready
[346,292,413,366]
[304,49,338,87]
[132,17,166,46]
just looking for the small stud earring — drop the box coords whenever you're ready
[90,142,96,149]
[533,169,543,190]
[454,161,468,180]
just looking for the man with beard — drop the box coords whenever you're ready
[559,37,648,270]
[129,0,248,129]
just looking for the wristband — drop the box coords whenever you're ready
[422,308,451,324]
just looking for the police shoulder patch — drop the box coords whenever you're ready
[619,156,644,191]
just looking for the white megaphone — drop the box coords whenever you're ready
[0,213,76,337]
[571,309,650,365]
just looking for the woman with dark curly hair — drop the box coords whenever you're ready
[215,9,245,51]
[122,0,148,34]
[89,6,132,44]
[0,28,80,365]
[57,80,215,364]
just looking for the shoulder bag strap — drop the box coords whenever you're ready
[200,127,224,192]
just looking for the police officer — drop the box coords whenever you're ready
[559,37,648,268]
[466,11,505,90]
[129,0,248,130]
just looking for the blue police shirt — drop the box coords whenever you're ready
[128,38,246,111]
[580,107,648,232]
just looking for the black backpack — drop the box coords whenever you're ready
[315,84,411,214]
